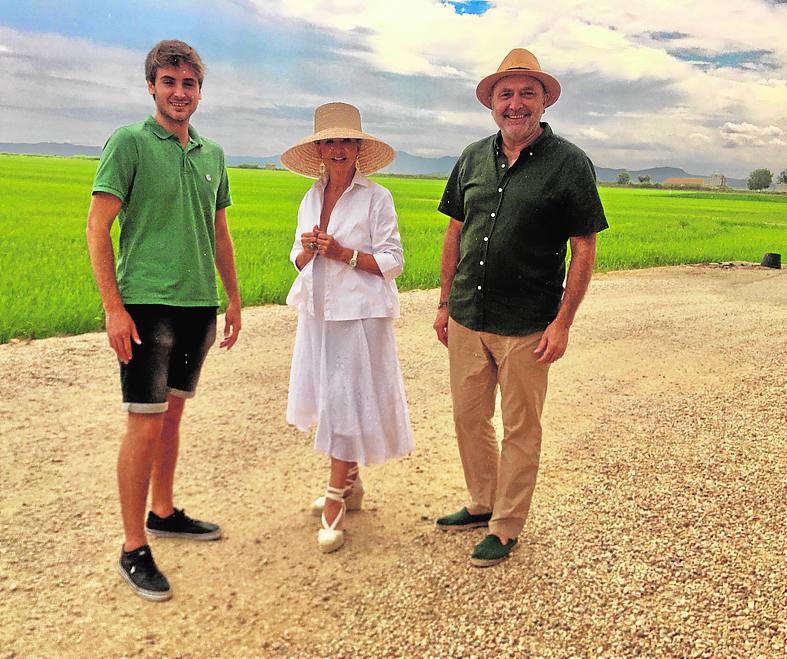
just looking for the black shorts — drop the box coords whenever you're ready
[120,305,217,413]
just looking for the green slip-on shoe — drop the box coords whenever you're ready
[469,534,518,567]
[435,507,493,532]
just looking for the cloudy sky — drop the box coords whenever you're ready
[1,0,785,177]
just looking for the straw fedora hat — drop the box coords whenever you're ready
[280,102,395,178]
[475,48,561,109]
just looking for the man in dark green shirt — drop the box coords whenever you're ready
[434,48,608,567]
[87,40,242,601]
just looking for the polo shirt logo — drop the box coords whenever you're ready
[205,174,212,182]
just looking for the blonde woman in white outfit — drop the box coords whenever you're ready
[281,102,414,553]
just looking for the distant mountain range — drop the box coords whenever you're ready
[1,142,104,158]
[595,166,747,190]
[0,142,747,188]
[379,151,459,176]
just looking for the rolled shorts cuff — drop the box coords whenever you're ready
[122,401,168,414]
[168,387,196,399]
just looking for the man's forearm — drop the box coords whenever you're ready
[439,219,462,303]
[215,239,240,305]
[554,234,596,327]
[215,209,241,305]
[86,198,124,313]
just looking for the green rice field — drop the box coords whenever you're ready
[1,153,785,343]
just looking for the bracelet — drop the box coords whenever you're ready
[437,301,448,309]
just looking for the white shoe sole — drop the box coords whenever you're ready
[117,562,172,601]
[145,528,222,541]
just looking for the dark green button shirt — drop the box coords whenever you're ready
[438,123,608,336]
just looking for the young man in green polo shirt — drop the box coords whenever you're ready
[86,40,241,601]
[433,48,608,566]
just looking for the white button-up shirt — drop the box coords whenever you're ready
[286,172,404,320]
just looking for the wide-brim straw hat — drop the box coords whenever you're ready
[475,48,561,109]
[280,102,395,178]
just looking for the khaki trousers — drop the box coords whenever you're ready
[448,318,550,539]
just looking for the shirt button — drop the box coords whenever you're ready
[498,188,503,192]
[479,260,484,265]
[490,212,495,218]
[501,163,506,168]
[483,236,488,241]
[477,285,482,290]
[529,152,533,156]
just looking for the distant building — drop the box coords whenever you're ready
[663,177,705,187]
[704,173,728,188]
[662,174,728,189]
[774,183,787,194]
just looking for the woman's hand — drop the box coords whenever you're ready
[315,230,349,262]
[295,225,320,270]
[301,224,320,254]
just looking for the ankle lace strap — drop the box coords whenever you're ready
[343,466,360,494]
[325,486,345,502]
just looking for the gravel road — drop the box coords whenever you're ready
[1,264,785,657]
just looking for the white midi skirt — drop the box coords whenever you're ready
[286,258,414,465]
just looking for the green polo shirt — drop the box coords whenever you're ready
[438,123,608,336]
[92,116,231,306]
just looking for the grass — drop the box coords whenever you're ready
[1,154,785,343]
[594,187,786,270]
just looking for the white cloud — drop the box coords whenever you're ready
[0,27,149,144]
[243,0,787,174]
[688,133,712,144]
[720,122,785,146]
[576,127,610,140]
[2,0,787,177]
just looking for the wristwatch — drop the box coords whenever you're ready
[348,249,358,268]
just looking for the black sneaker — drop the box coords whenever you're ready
[117,544,172,601]
[145,508,222,541]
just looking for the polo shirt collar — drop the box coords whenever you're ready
[493,122,553,157]
[144,115,204,147]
